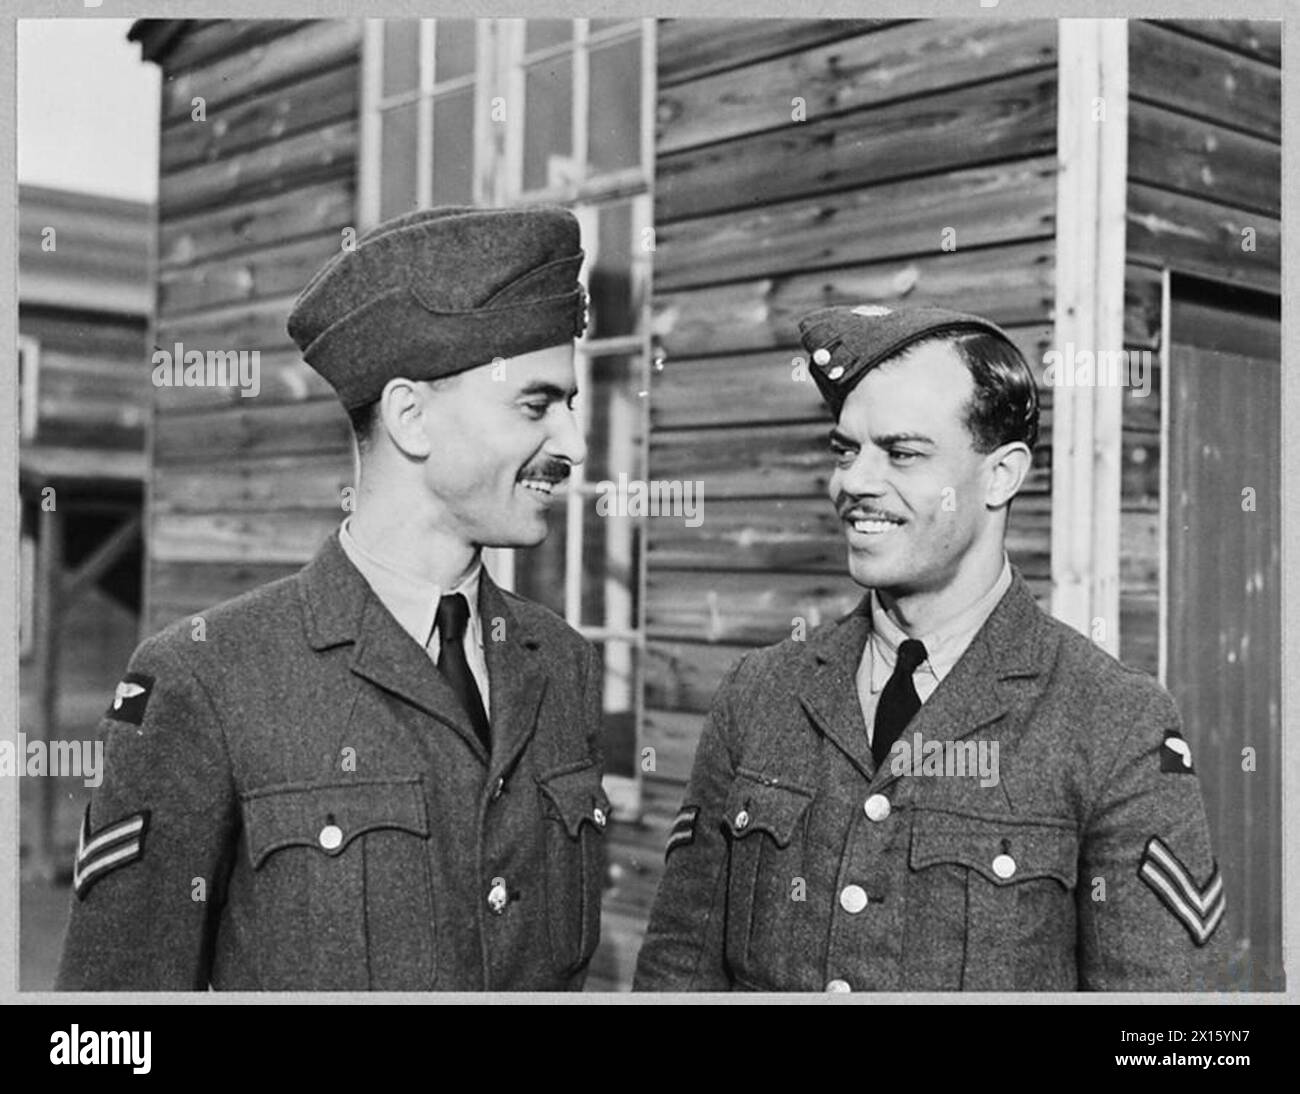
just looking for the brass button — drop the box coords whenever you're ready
[734,809,750,830]
[863,794,891,822]
[828,365,845,380]
[839,885,869,914]
[992,853,1017,880]
[487,876,509,914]
[812,348,832,366]
[593,806,607,829]
[825,978,852,993]
[318,824,343,851]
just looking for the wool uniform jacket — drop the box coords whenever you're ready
[634,569,1227,992]
[57,533,610,991]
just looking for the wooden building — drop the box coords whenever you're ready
[127,17,1281,990]
[18,184,154,879]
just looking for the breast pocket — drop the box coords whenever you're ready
[908,808,1078,990]
[721,772,815,988]
[536,761,611,979]
[241,776,435,990]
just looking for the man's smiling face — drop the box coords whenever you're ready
[417,343,586,549]
[829,339,994,595]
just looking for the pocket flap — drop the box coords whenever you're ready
[242,777,429,868]
[723,774,814,847]
[537,762,612,839]
[909,809,1077,887]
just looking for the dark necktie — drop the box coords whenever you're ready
[435,593,491,752]
[872,638,928,767]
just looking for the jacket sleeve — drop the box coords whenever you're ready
[633,659,745,991]
[1077,684,1228,990]
[565,639,608,992]
[56,633,238,991]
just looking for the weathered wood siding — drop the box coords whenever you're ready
[598,17,1062,980]
[144,20,362,635]
[1119,19,1281,673]
[18,187,154,453]
[1122,20,1281,990]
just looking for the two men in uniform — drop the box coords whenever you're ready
[57,203,1225,992]
[57,206,611,990]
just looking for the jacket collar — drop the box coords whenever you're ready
[797,567,1051,782]
[298,532,546,775]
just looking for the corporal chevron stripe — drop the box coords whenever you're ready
[73,808,151,900]
[1138,836,1225,946]
[665,806,699,860]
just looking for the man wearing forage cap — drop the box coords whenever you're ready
[635,304,1225,992]
[58,206,612,991]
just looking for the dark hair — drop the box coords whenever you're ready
[347,401,379,452]
[911,330,1040,454]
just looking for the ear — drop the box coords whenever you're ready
[984,441,1032,509]
[377,378,432,459]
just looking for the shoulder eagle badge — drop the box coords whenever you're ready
[105,672,154,726]
[1160,730,1195,773]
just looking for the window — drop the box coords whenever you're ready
[361,19,655,811]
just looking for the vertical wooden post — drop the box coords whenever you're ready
[1050,19,1129,653]
[33,500,64,880]
[1157,266,1171,685]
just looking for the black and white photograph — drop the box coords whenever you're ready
[4,1,1292,1035]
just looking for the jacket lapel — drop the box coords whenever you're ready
[298,531,490,761]
[478,572,548,782]
[868,570,1050,794]
[797,598,875,780]
[796,570,1051,788]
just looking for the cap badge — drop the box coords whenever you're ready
[851,304,893,317]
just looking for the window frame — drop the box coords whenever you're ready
[18,334,40,441]
[358,19,656,810]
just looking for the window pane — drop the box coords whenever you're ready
[588,36,641,174]
[525,19,572,54]
[589,201,636,339]
[382,20,421,97]
[434,19,476,83]
[523,57,573,192]
[584,354,646,487]
[512,504,567,618]
[431,89,475,206]
[595,640,639,779]
[380,102,420,219]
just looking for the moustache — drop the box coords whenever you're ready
[834,492,905,523]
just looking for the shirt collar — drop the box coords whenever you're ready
[867,555,1013,693]
[337,518,483,650]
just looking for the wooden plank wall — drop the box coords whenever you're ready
[1121,20,1282,990]
[145,20,362,635]
[593,18,1063,986]
[18,187,154,453]
[1118,19,1281,673]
